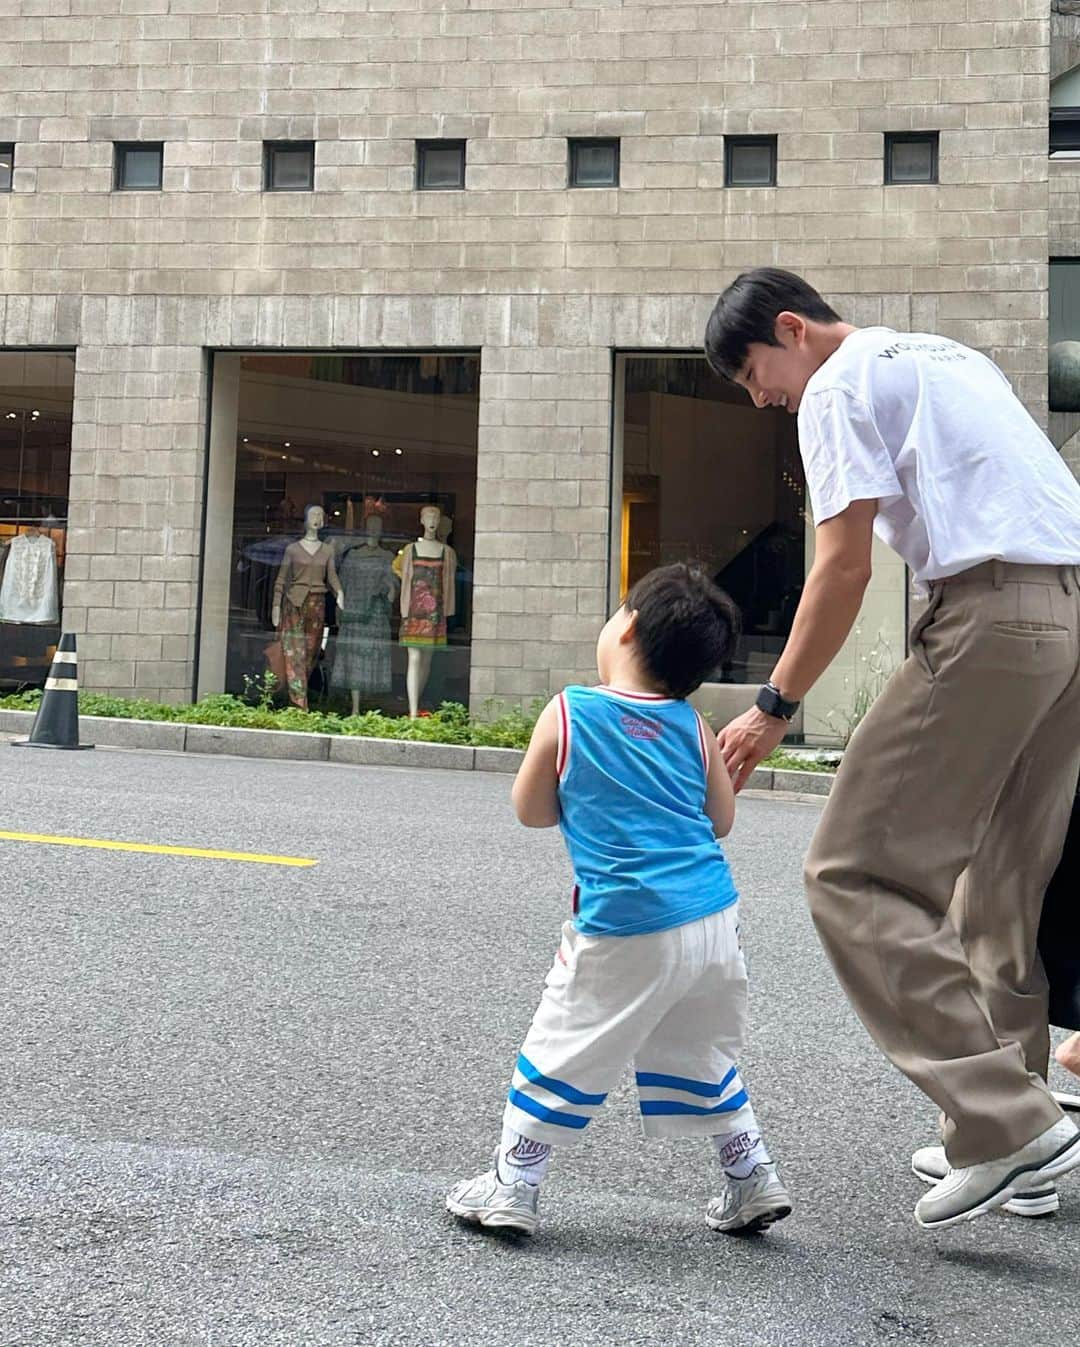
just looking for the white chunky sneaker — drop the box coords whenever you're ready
[911,1144,1059,1217]
[446,1156,540,1236]
[914,1117,1080,1231]
[705,1162,792,1234]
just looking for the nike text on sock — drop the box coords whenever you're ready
[497,1126,551,1186]
[712,1129,771,1180]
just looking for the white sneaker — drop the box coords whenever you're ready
[914,1117,1080,1231]
[705,1163,792,1234]
[911,1144,1059,1217]
[446,1155,540,1236]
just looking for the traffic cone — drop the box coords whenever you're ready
[12,633,94,751]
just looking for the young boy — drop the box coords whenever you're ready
[446,563,791,1237]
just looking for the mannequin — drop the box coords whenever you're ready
[0,521,60,625]
[331,498,398,714]
[400,504,457,718]
[271,504,343,709]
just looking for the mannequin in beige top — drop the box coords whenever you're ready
[399,504,457,718]
[271,505,344,709]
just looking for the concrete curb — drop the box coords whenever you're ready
[184,724,331,761]
[328,737,476,771]
[0,707,837,793]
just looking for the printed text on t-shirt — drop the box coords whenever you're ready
[878,339,968,363]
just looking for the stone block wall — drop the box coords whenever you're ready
[0,0,1054,706]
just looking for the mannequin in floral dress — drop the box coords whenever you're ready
[271,505,343,709]
[399,504,456,718]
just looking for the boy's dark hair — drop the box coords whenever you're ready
[624,564,740,700]
[704,267,843,381]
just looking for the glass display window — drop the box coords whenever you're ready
[617,355,805,687]
[220,354,479,717]
[0,352,75,689]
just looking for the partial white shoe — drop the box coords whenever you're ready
[914,1117,1080,1231]
[911,1144,1059,1217]
[446,1153,540,1236]
[705,1162,792,1234]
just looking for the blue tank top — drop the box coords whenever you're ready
[556,685,739,937]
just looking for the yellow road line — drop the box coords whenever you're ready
[0,830,317,868]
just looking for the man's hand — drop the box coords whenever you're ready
[717,707,789,794]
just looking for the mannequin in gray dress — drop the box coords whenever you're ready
[332,510,398,714]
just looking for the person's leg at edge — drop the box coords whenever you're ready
[804,570,1080,1226]
[1058,1033,1080,1081]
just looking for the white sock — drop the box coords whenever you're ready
[712,1124,771,1180]
[497,1125,551,1186]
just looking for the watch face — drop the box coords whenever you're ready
[757,685,795,720]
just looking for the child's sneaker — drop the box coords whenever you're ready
[446,1154,540,1235]
[705,1162,792,1234]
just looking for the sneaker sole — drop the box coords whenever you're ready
[914,1131,1080,1230]
[706,1197,793,1235]
[1053,1090,1080,1112]
[910,1160,1059,1218]
[445,1197,538,1236]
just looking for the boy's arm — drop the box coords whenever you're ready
[701,718,736,838]
[510,696,562,828]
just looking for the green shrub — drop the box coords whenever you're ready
[760,751,836,775]
[0,690,540,750]
[0,687,839,770]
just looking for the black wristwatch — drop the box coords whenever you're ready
[755,681,800,722]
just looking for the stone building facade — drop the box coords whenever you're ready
[0,0,1068,738]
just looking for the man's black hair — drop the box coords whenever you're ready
[623,564,740,700]
[704,267,843,381]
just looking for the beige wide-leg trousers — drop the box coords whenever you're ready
[805,561,1080,1167]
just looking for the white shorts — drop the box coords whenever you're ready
[502,904,754,1146]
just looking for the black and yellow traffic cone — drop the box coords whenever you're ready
[12,633,94,751]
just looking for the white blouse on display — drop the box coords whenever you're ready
[0,532,60,624]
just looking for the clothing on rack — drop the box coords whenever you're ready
[0,532,59,624]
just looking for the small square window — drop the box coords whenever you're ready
[885,132,938,185]
[725,136,777,188]
[0,144,13,192]
[115,142,163,191]
[569,138,619,188]
[416,140,466,191]
[264,141,315,192]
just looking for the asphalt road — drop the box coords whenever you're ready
[0,747,1077,1347]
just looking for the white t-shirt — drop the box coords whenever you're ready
[796,327,1080,586]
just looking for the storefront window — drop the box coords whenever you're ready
[0,352,74,689]
[1049,259,1080,412]
[222,354,479,716]
[618,355,805,684]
